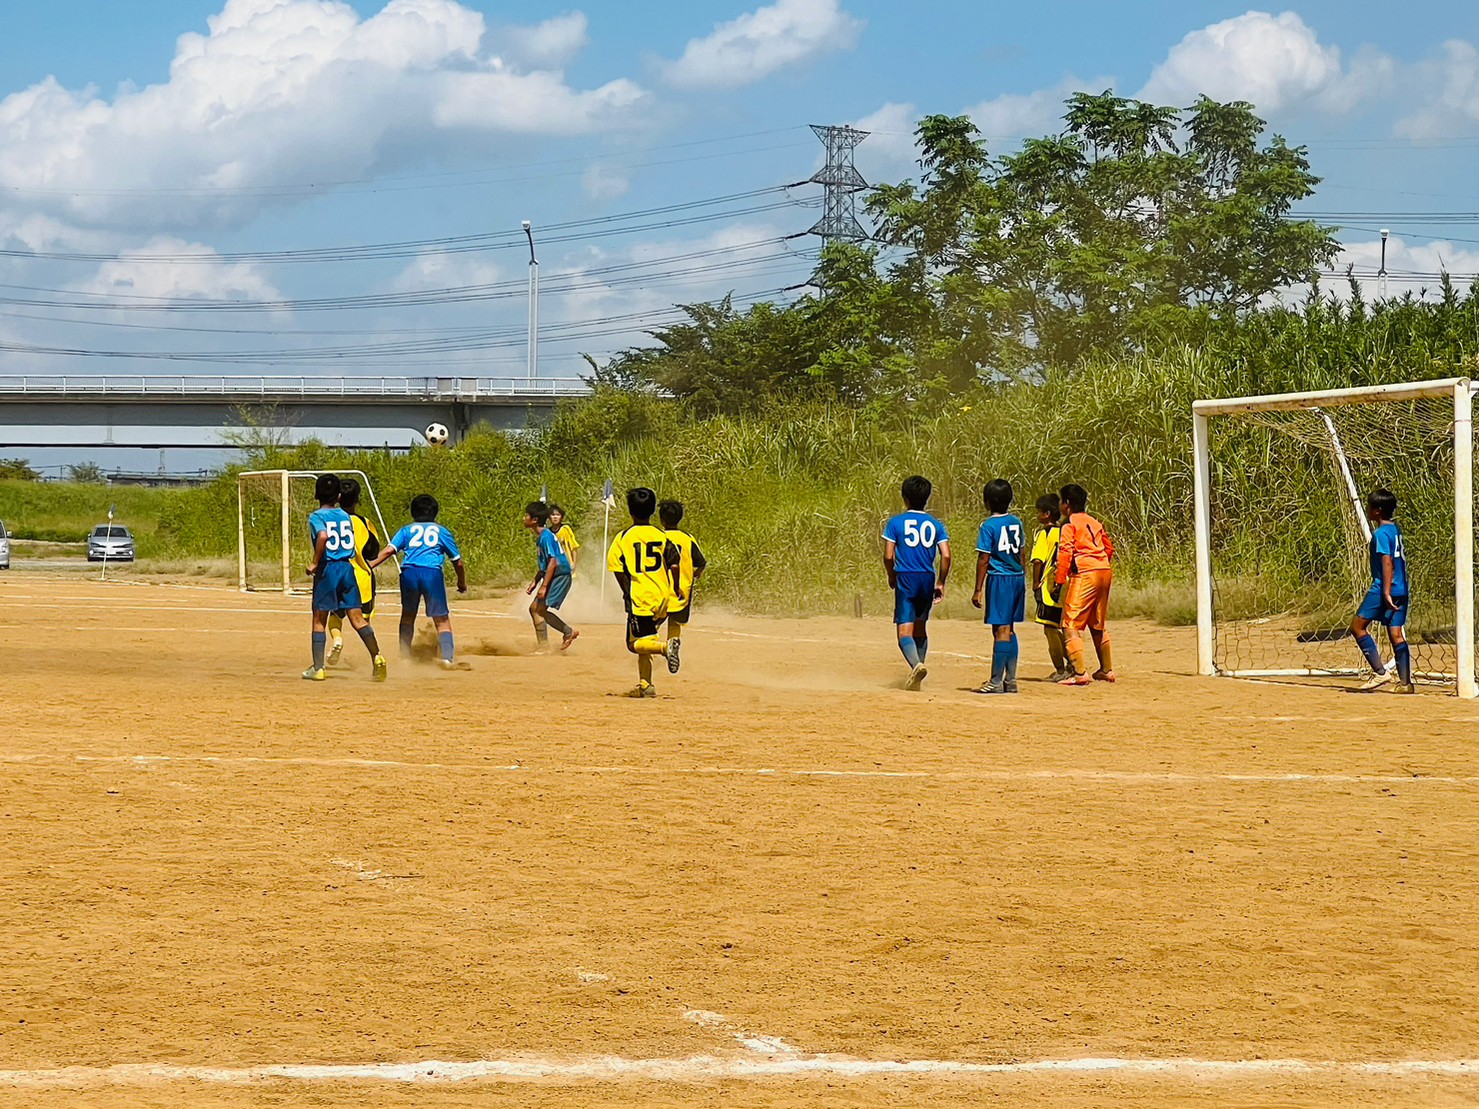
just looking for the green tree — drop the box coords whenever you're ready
[66,462,107,484]
[0,458,40,481]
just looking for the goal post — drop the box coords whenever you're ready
[236,469,395,594]
[1193,377,1477,698]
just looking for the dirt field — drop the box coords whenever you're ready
[1,571,1477,1107]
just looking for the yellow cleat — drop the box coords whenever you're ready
[301,667,327,682]
[372,655,388,682]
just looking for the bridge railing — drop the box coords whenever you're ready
[0,375,589,398]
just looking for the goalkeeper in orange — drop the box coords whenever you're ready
[1054,483,1115,686]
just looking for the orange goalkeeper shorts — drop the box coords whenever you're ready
[1062,569,1112,631]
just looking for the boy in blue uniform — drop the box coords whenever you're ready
[882,475,951,691]
[971,478,1026,694]
[303,473,386,682]
[524,500,578,651]
[368,493,467,670]
[1352,488,1413,693]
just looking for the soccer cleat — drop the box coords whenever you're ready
[1391,682,1417,694]
[1092,670,1117,683]
[372,655,388,682]
[1357,671,1394,693]
[666,637,681,674]
[1003,681,1019,694]
[301,667,327,682]
[905,663,928,691]
[326,639,344,667]
[971,680,1004,695]
[437,658,456,670]
[614,682,656,698]
[1051,668,1074,683]
[561,629,580,651]
[1058,672,1093,686]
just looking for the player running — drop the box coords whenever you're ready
[607,487,681,698]
[524,500,578,652]
[659,499,707,650]
[882,475,951,691]
[367,494,467,670]
[325,477,380,668]
[303,473,386,683]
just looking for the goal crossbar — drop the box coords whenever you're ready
[236,469,396,594]
[1193,377,1477,698]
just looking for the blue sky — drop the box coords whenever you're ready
[1,0,1477,468]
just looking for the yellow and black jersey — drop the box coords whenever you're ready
[663,528,708,609]
[349,513,380,608]
[606,524,679,617]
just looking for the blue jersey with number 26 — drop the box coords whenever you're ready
[883,511,949,575]
[308,507,355,562]
[976,514,1026,575]
[391,522,462,569]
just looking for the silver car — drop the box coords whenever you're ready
[0,520,9,569]
[87,524,135,562]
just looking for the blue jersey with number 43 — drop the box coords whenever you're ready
[976,514,1026,575]
[883,511,949,575]
[391,521,462,569]
[308,507,355,562]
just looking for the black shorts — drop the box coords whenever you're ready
[626,613,660,651]
[667,605,690,626]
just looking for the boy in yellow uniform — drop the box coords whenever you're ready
[326,478,381,667]
[659,499,708,646]
[549,504,580,572]
[606,487,682,698]
[1029,493,1070,681]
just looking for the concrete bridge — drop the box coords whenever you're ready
[0,375,588,448]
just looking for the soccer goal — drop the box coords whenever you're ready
[1193,377,1476,698]
[236,469,394,594]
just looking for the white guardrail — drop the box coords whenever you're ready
[0,375,589,399]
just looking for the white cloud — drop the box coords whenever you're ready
[1396,39,1479,138]
[1137,10,1366,114]
[850,101,918,177]
[76,237,283,302]
[497,12,590,69]
[581,163,631,201]
[0,0,648,232]
[1329,235,1479,299]
[391,249,502,294]
[665,0,863,90]
[967,75,1111,142]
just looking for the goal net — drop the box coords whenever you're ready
[237,469,393,594]
[1193,378,1476,697]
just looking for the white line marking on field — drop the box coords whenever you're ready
[0,1054,1474,1087]
[2,753,1474,786]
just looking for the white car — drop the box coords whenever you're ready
[0,519,9,569]
[87,524,135,562]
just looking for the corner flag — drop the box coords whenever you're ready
[601,479,617,509]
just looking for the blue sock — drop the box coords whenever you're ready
[1394,640,1411,684]
[357,625,381,658]
[1355,633,1384,673]
[915,634,928,661]
[991,639,1007,684]
[311,631,326,670]
[899,636,922,668]
[1005,632,1020,683]
[399,622,414,655]
[438,631,454,662]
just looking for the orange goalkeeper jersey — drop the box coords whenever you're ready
[1055,511,1114,584]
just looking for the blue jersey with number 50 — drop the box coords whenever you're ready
[391,521,462,569]
[308,507,355,562]
[976,514,1026,576]
[883,511,949,575]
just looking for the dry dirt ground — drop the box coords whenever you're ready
[1,572,1476,1108]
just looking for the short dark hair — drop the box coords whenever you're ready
[315,473,341,504]
[627,487,657,520]
[339,477,361,513]
[410,493,440,522]
[1035,493,1060,517]
[1368,488,1398,519]
[983,478,1013,514]
[1060,483,1088,513]
[658,499,684,528]
[525,500,550,525]
[548,503,565,519]
[901,475,932,510]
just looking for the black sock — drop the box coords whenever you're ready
[358,625,381,657]
[546,612,572,636]
[399,623,414,654]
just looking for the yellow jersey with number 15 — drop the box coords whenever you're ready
[607,524,679,617]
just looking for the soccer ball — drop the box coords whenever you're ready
[425,422,450,446]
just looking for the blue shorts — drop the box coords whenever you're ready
[312,560,361,614]
[984,573,1026,627]
[400,564,450,619]
[544,572,572,610]
[1357,584,1408,627]
[893,571,936,625]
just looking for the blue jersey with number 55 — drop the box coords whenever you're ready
[391,521,462,569]
[308,507,355,562]
[883,511,949,575]
[976,514,1026,575]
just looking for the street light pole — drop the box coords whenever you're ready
[1379,228,1390,301]
[522,219,538,386]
